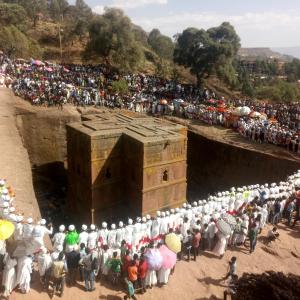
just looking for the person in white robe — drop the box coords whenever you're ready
[132,218,142,252]
[22,218,34,242]
[145,215,152,240]
[151,212,161,241]
[14,215,24,241]
[2,253,17,297]
[107,224,117,249]
[125,219,134,249]
[159,212,169,237]
[213,232,229,258]
[236,216,249,245]
[87,224,98,250]
[158,267,171,285]
[17,256,32,294]
[37,247,53,287]
[78,224,89,247]
[51,245,63,262]
[31,219,53,250]
[115,221,125,248]
[100,246,112,277]
[52,225,65,249]
[97,222,108,247]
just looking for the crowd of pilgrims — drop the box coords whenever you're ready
[0,169,299,299]
[1,55,300,155]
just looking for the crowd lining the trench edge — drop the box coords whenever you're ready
[2,55,300,155]
[0,55,300,299]
[0,169,299,298]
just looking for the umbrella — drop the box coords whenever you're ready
[221,213,237,228]
[159,245,177,269]
[165,233,181,253]
[232,107,243,116]
[160,99,168,105]
[0,219,15,240]
[240,106,251,116]
[32,60,44,66]
[217,107,226,113]
[65,231,79,245]
[63,67,70,73]
[145,248,163,271]
[216,219,231,236]
[250,111,261,118]
[174,99,184,103]
[208,99,216,103]
[207,106,216,111]
[45,67,53,72]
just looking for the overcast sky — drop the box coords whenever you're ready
[80,0,300,48]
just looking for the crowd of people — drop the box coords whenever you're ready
[1,54,300,155]
[0,168,299,298]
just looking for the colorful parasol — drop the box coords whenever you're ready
[216,219,232,236]
[65,231,79,245]
[221,213,237,228]
[165,232,181,253]
[159,245,177,269]
[0,219,15,240]
[144,248,163,271]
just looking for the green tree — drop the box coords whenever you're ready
[174,22,240,85]
[0,25,41,57]
[111,79,129,95]
[0,3,27,31]
[49,0,68,21]
[84,8,144,73]
[17,0,47,27]
[148,28,174,60]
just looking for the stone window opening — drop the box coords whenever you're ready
[162,170,168,182]
[105,168,112,179]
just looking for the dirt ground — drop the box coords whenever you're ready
[0,88,41,221]
[7,224,300,300]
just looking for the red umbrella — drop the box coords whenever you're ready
[217,107,226,113]
[208,99,216,104]
[207,106,216,111]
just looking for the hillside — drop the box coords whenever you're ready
[272,47,300,60]
[238,47,293,61]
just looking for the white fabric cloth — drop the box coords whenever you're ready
[17,256,32,294]
[88,231,98,249]
[78,231,89,247]
[52,232,65,248]
[145,270,157,286]
[158,268,171,284]
[37,253,52,277]
[2,254,17,297]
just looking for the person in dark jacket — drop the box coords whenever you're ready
[66,246,80,286]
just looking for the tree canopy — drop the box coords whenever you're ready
[174,22,240,85]
[148,29,174,60]
[84,8,144,73]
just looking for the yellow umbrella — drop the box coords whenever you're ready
[165,233,181,254]
[0,219,15,240]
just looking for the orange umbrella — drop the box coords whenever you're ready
[160,99,168,105]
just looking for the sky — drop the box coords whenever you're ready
[79,0,300,48]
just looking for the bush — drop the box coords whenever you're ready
[256,80,300,102]
[0,25,41,58]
